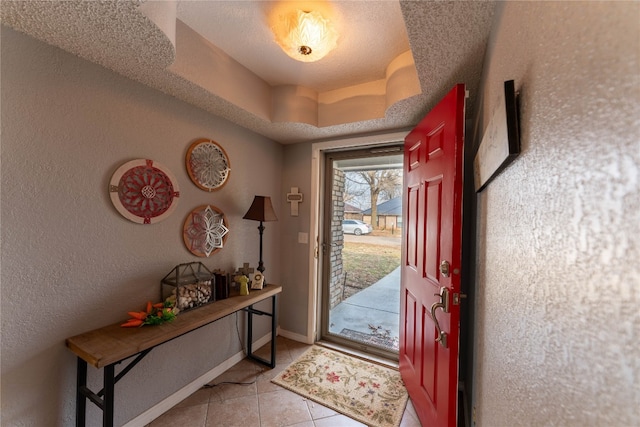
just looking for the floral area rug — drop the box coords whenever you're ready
[272,345,408,427]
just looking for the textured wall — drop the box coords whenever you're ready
[472,2,639,425]
[279,142,313,339]
[1,26,282,426]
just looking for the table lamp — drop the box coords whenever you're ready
[243,196,278,277]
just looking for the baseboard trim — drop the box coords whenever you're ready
[123,331,274,427]
[278,328,313,344]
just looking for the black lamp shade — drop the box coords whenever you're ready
[243,196,278,222]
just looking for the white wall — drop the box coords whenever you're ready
[471,2,639,425]
[1,26,282,426]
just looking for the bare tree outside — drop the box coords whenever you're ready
[343,174,368,209]
[380,171,403,201]
[345,169,402,228]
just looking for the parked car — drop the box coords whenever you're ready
[342,219,372,235]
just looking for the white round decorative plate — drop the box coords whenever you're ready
[186,138,231,191]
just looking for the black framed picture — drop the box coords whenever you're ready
[474,80,521,192]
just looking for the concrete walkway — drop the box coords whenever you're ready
[329,266,400,350]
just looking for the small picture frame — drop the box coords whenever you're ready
[251,273,265,290]
[474,80,521,192]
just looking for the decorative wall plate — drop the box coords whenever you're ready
[186,138,231,191]
[183,205,229,257]
[109,159,180,224]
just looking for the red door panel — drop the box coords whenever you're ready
[406,183,420,269]
[400,84,465,427]
[422,306,437,401]
[425,178,442,283]
[403,289,417,365]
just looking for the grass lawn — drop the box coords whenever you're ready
[341,240,401,299]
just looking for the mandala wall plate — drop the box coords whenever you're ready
[109,159,180,224]
[183,205,229,257]
[186,138,231,191]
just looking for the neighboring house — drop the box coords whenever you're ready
[1,3,637,427]
[343,202,363,220]
[362,197,402,232]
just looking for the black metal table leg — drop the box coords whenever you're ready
[76,358,87,427]
[103,364,115,427]
[245,294,278,368]
[75,351,153,426]
[247,302,254,354]
[269,293,277,364]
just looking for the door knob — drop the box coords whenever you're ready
[430,287,449,348]
[440,260,450,277]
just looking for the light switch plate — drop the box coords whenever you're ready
[298,232,308,244]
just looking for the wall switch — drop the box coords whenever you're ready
[298,232,308,244]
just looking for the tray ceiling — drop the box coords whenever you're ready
[1,1,497,144]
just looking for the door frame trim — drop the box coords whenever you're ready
[307,130,411,344]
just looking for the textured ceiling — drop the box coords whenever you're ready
[176,1,412,93]
[0,1,497,144]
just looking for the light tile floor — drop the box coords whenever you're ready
[148,336,421,427]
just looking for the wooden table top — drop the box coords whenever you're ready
[66,285,282,368]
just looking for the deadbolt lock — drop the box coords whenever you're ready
[440,260,450,277]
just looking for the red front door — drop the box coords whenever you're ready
[400,84,465,427]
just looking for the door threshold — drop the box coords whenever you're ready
[316,340,399,370]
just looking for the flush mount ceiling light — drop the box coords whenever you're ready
[273,9,338,62]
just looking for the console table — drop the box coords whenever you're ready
[66,285,281,427]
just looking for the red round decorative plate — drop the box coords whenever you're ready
[109,159,180,224]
